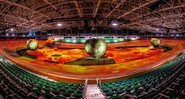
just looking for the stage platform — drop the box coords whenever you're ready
[0,39,185,84]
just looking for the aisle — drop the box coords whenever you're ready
[85,84,105,99]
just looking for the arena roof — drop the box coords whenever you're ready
[0,0,184,33]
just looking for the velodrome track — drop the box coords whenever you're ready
[0,39,185,84]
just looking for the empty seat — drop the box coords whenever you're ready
[0,55,84,99]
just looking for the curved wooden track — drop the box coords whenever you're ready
[0,39,185,84]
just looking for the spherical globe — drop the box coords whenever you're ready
[151,38,160,47]
[84,39,107,58]
[27,39,39,50]
[46,37,55,47]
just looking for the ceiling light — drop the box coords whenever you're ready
[57,23,62,26]
[10,28,14,31]
[112,23,118,26]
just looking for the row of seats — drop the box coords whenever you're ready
[0,55,84,99]
[154,70,185,99]
[99,53,185,99]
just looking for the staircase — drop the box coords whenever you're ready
[84,84,105,99]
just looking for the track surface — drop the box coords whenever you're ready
[0,39,185,83]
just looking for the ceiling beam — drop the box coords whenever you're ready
[1,0,51,19]
[36,0,117,12]
[129,19,185,32]
[42,0,57,10]
[91,0,101,26]
[0,20,20,25]
[74,0,82,17]
[131,4,185,21]
[129,12,185,25]
[0,16,29,29]
[20,2,57,26]
[0,22,14,26]
[0,12,51,31]
[0,0,49,28]
[36,6,125,18]
[117,0,159,19]
[162,19,185,24]
[0,12,27,22]
[98,0,127,25]
[104,0,126,19]
[30,23,52,30]
[74,0,83,25]
[93,0,101,17]
[163,0,173,7]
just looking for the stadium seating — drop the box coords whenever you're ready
[0,55,84,99]
[99,53,185,99]
[1,53,185,99]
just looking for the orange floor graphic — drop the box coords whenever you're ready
[0,39,185,83]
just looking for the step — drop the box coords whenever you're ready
[85,84,105,99]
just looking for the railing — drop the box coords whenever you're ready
[83,78,88,99]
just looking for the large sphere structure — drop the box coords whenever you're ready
[27,39,39,50]
[84,39,107,58]
[151,38,160,47]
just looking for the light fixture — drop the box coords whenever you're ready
[57,23,62,26]
[112,23,118,26]
[10,28,14,31]
[6,33,9,36]
[156,28,159,31]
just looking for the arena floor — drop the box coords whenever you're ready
[0,39,185,84]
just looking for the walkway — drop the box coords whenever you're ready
[85,84,105,99]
